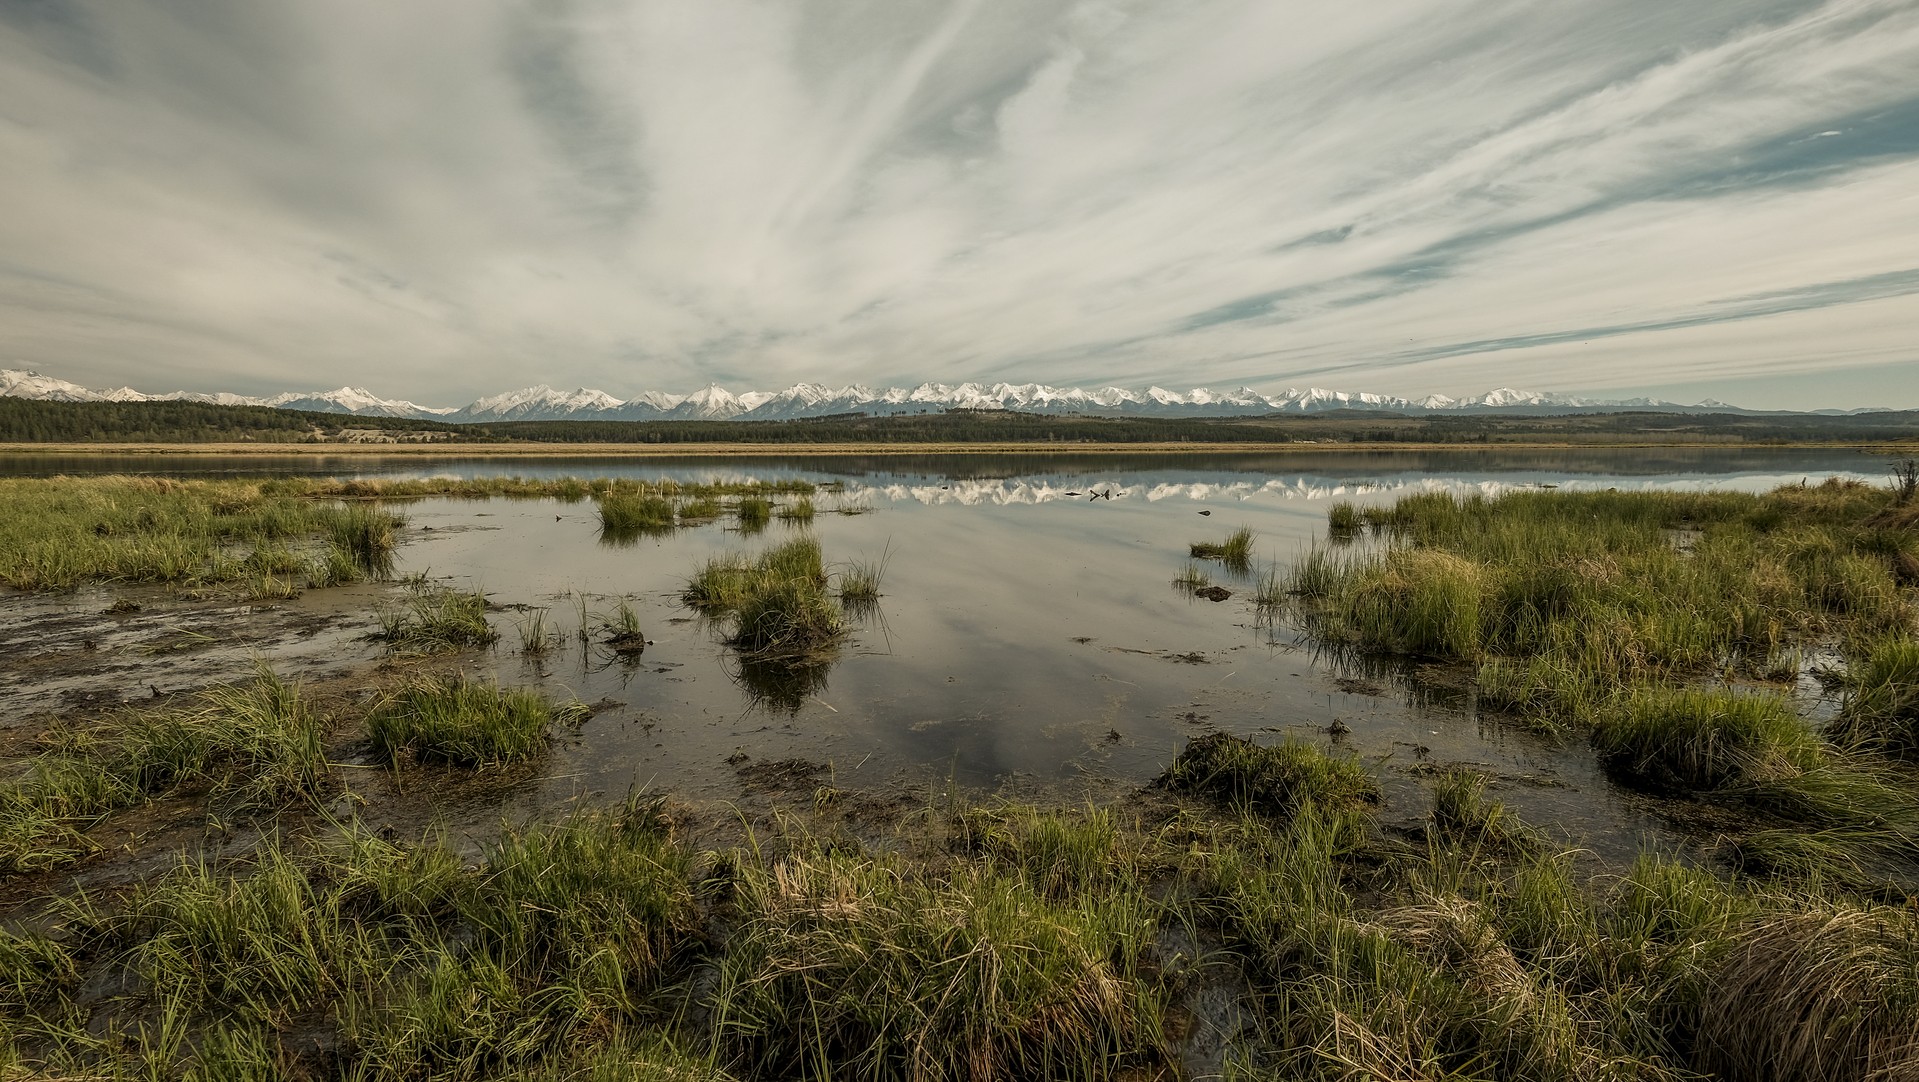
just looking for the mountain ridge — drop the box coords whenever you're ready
[0,367,1889,422]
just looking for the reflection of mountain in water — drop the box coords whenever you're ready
[839,469,1874,507]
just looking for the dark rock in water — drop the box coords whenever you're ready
[1194,585,1232,602]
[1197,509,1212,516]
[606,632,647,655]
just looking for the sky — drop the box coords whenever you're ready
[1,0,1917,410]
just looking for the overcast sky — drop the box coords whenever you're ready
[2,0,1916,408]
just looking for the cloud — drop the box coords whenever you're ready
[0,0,1914,406]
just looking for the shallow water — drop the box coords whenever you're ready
[2,447,1888,858]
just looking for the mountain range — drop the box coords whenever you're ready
[0,368,1883,422]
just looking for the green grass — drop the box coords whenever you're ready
[11,788,1919,1081]
[0,476,406,590]
[683,538,844,661]
[517,608,554,656]
[731,575,843,658]
[715,851,1167,1080]
[678,496,724,521]
[1173,562,1211,592]
[1159,732,1378,817]
[1835,636,1919,756]
[1429,768,1540,854]
[598,492,676,535]
[0,668,327,872]
[366,676,587,767]
[1285,483,1919,852]
[735,496,773,529]
[1326,501,1362,537]
[836,550,887,609]
[330,504,403,576]
[1591,688,1823,792]
[1190,526,1256,571]
[775,497,815,523]
[376,586,498,653]
[1252,564,1286,613]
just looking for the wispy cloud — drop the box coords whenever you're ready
[0,0,1915,406]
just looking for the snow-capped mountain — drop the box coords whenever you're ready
[6,367,1888,422]
[0,370,449,419]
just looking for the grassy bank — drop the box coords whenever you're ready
[0,477,404,591]
[5,738,1917,1080]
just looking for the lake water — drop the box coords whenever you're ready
[2,447,1892,857]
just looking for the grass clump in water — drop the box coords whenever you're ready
[598,492,676,538]
[1326,500,1362,539]
[836,549,888,612]
[734,496,773,534]
[329,504,402,576]
[376,586,497,653]
[366,676,587,767]
[517,608,554,656]
[1190,526,1256,571]
[775,497,815,523]
[677,495,724,521]
[683,539,843,662]
[1159,732,1377,818]
[1429,768,1540,854]
[732,576,843,658]
[1834,636,1919,757]
[1173,562,1211,593]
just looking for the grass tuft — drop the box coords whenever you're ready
[376,587,497,653]
[1591,688,1822,793]
[1190,527,1256,572]
[366,676,587,766]
[1160,732,1378,817]
[0,668,326,871]
[598,492,676,538]
[1835,636,1919,757]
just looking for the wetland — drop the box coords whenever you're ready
[4,447,1918,1081]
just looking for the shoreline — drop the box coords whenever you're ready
[1,439,1912,456]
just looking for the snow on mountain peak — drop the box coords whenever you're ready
[1,367,1800,422]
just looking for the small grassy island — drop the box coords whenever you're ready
[2,471,1918,1080]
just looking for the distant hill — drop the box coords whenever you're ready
[2,396,1917,446]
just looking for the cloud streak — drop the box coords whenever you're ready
[0,0,1915,407]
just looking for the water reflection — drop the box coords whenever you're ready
[734,652,837,716]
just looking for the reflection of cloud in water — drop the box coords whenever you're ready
[836,471,1873,507]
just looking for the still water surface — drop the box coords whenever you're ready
[4,448,1889,856]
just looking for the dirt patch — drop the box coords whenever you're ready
[731,756,831,792]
